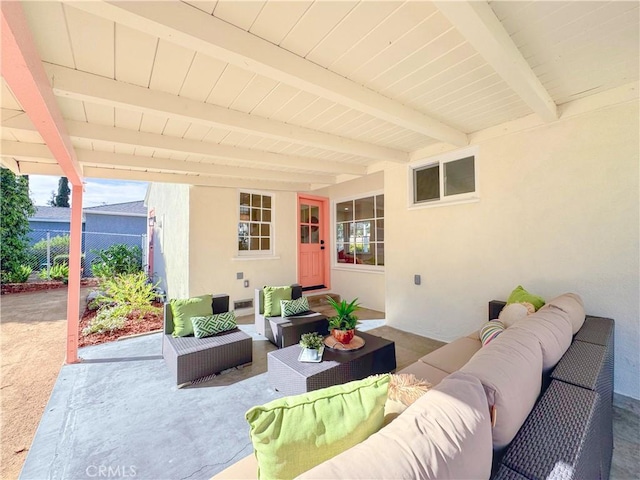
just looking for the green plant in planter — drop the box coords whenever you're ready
[326,296,360,331]
[299,332,325,350]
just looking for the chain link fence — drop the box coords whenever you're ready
[28,229,147,278]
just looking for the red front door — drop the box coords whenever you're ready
[298,196,328,289]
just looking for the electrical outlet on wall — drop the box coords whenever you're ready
[244,280,250,288]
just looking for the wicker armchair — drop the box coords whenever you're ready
[162,294,252,386]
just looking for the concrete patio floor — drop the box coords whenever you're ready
[15,308,640,480]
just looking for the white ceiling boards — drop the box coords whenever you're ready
[2,1,639,189]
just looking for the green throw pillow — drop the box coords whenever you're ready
[506,285,545,311]
[263,285,292,317]
[191,311,237,338]
[246,374,390,479]
[170,294,213,337]
[280,296,310,317]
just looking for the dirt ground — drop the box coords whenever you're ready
[0,287,91,480]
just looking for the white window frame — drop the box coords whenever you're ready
[237,189,275,258]
[408,146,480,209]
[332,190,384,273]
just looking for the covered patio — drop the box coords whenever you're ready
[1,1,638,478]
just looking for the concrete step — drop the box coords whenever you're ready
[306,292,340,317]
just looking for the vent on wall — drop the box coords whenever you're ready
[234,299,253,310]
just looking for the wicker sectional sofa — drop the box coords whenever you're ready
[216,293,614,479]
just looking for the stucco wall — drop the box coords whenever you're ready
[188,186,297,310]
[384,100,639,399]
[313,171,385,311]
[146,183,190,299]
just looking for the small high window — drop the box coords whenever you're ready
[411,148,478,206]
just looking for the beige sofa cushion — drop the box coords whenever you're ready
[398,361,450,387]
[547,293,585,334]
[212,454,257,479]
[461,327,543,449]
[419,336,482,373]
[509,304,573,371]
[298,372,493,480]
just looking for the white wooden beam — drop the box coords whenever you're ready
[1,109,366,176]
[434,1,557,122]
[70,1,468,146]
[1,140,335,183]
[44,63,407,163]
[0,156,20,174]
[1,1,83,184]
[1,140,53,161]
[17,161,311,192]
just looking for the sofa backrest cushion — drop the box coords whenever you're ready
[298,372,492,480]
[461,327,543,449]
[509,304,573,372]
[547,292,585,334]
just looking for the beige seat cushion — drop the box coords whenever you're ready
[419,336,482,373]
[461,327,543,449]
[298,372,493,480]
[398,360,450,387]
[212,454,257,479]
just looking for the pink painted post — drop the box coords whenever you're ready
[66,185,84,364]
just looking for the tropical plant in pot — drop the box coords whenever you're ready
[327,296,360,345]
[299,332,325,362]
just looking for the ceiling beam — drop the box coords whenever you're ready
[434,1,557,123]
[0,156,20,174]
[70,1,468,146]
[44,63,407,163]
[0,1,83,184]
[16,161,311,192]
[1,109,366,176]
[1,140,336,184]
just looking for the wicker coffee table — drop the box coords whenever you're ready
[267,330,396,395]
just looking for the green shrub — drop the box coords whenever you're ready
[90,244,142,278]
[43,263,69,282]
[1,265,32,283]
[82,306,128,336]
[95,272,160,321]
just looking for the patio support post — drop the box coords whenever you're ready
[66,185,83,364]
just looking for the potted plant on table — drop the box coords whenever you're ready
[327,296,360,345]
[299,332,325,362]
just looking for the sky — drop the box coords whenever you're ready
[28,175,148,207]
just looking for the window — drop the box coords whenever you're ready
[411,148,478,206]
[335,194,384,267]
[238,191,272,255]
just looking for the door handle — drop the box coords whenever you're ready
[321,246,325,250]
[320,240,325,245]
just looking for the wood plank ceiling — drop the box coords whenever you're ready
[1,0,638,191]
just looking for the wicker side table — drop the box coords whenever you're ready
[267,330,396,395]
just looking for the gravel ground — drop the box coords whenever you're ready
[0,288,90,480]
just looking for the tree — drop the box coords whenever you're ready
[1,168,36,281]
[48,176,70,207]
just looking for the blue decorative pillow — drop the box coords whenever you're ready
[280,296,310,317]
[191,311,237,338]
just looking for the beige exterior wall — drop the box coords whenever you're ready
[384,100,639,398]
[188,186,298,310]
[314,171,385,311]
[146,183,191,299]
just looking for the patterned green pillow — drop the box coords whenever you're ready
[280,296,310,317]
[191,311,237,338]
